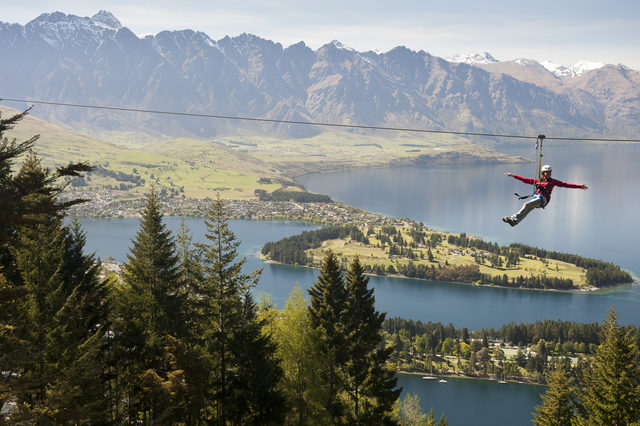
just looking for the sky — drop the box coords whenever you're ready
[3,0,640,69]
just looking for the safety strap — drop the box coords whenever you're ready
[536,135,545,182]
[513,134,546,201]
[514,191,548,209]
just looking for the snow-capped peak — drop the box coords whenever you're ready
[572,60,604,75]
[446,52,499,65]
[541,61,572,78]
[329,40,355,51]
[26,11,124,51]
[513,58,541,67]
[541,59,604,78]
[91,10,122,31]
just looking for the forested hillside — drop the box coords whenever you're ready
[383,312,640,424]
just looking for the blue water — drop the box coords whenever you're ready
[397,373,545,426]
[80,216,640,329]
[81,143,640,329]
[299,142,640,278]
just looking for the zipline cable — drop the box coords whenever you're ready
[2,97,640,143]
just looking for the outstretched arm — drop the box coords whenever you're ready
[505,172,536,185]
[555,180,588,190]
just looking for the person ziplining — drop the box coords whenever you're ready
[502,164,588,226]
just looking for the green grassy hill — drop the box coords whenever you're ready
[1,105,293,200]
[140,137,293,198]
[2,104,526,201]
[314,228,588,287]
[260,223,634,290]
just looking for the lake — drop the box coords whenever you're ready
[80,216,640,330]
[78,141,639,425]
[396,373,546,426]
[80,144,640,329]
[299,142,640,277]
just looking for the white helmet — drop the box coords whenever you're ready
[541,165,552,172]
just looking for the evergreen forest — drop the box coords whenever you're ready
[0,110,403,424]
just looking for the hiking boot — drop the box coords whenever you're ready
[502,216,516,227]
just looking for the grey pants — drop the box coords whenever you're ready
[511,195,547,224]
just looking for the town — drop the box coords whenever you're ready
[64,189,411,227]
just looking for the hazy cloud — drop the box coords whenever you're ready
[2,0,638,68]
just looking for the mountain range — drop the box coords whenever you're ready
[446,52,605,79]
[0,11,638,142]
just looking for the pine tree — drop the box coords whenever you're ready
[0,108,38,250]
[0,271,21,404]
[532,366,578,425]
[308,250,348,423]
[343,256,400,424]
[229,290,287,424]
[47,219,112,422]
[196,197,261,423]
[10,214,67,418]
[575,308,640,425]
[173,218,210,422]
[176,218,205,337]
[116,187,187,422]
[0,109,109,423]
[8,157,110,422]
[123,186,183,339]
[0,111,89,247]
[1,110,90,299]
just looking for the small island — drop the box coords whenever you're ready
[261,222,633,291]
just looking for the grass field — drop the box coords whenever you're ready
[307,225,589,287]
[2,104,526,201]
[2,106,291,199]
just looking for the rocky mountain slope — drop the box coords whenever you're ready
[1,11,637,142]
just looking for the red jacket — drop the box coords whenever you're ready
[513,175,583,202]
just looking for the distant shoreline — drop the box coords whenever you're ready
[259,254,635,294]
[396,370,548,387]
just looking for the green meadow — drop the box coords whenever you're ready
[2,105,524,201]
[310,226,589,288]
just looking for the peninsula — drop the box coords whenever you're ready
[260,222,633,291]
